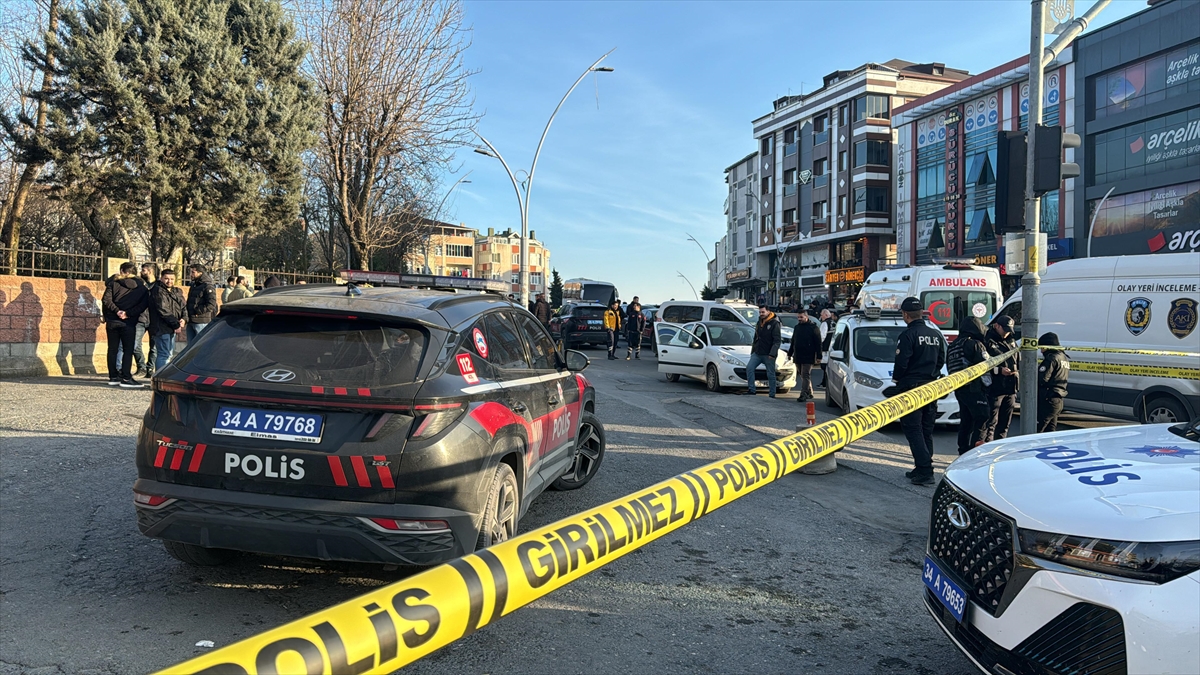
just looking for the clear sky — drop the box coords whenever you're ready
[449,0,1146,304]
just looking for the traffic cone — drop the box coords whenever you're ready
[806,400,816,426]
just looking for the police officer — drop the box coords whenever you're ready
[892,297,946,485]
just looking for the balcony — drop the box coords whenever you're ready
[784,142,797,156]
[813,130,829,146]
[783,184,797,197]
[814,174,829,187]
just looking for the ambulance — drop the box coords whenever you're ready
[857,263,1004,339]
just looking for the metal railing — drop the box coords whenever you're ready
[0,247,104,280]
[247,269,338,287]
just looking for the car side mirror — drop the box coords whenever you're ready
[564,349,590,372]
[689,340,703,349]
[829,349,845,361]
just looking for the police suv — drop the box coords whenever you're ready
[134,272,605,567]
[924,420,1200,674]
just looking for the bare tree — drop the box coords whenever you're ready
[302,0,476,271]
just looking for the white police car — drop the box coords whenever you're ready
[923,420,1200,675]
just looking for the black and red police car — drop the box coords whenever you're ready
[134,271,605,566]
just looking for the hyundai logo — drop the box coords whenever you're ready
[261,369,296,383]
[946,502,972,530]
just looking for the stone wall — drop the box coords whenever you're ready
[0,275,191,378]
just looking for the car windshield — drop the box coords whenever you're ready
[176,313,427,387]
[706,324,755,346]
[921,291,996,331]
[854,325,905,363]
[777,315,800,328]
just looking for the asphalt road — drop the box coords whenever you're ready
[0,352,1127,675]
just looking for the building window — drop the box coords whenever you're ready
[812,200,828,220]
[760,214,773,234]
[1092,42,1200,120]
[761,175,772,195]
[855,94,890,122]
[813,157,828,176]
[813,115,827,133]
[445,244,472,258]
[838,194,847,216]
[853,139,890,167]
[839,105,848,127]
[745,230,752,248]
[838,151,847,172]
[853,186,888,213]
[1091,106,1200,185]
[784,127,797,144]
[917,162,946,199]
[491,253,501,263]
[783,208,795,226]
[761,136,774,155]
[783,168,797,196]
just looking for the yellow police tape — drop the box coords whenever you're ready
[160,349,1017,675]
[1067,360,1200,380]
[1044,345,1200,359]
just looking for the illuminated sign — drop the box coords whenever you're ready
[824,267,865,284]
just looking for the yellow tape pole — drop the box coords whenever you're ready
[160,349,1017,675]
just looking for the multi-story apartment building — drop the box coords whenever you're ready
[892,51,1077,296]
[406,221,478,277]
[1074,0,1200,260]
[752,60,970,308]
[722,152,759,300]
[474,227,551,298]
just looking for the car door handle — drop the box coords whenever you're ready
[509,401,527,414]
[548,395,561,406]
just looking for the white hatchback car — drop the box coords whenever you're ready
[656,321,796,393]
[924,420,1200,675]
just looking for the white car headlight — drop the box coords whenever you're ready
[1018,529,1200,583]
[719,352,746,367]
[853,372,884,389]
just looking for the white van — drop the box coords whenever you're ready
[994,252,1200,423]
[858,263,1004,338]
[823,308,959,425]
[656,299,759,326]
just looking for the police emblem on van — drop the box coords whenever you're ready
[1125,297,1152,336]
[1167,298,1197,339]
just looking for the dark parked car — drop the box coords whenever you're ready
[134,276,606,566]
[550,301,609,350]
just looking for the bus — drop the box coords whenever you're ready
[562,278,619,306]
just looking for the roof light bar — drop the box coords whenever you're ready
[338,269,508,294]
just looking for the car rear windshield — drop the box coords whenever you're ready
[177,313,427,387]
[573,306,605,318]
[854,326,905,363]
[921,291,996,331]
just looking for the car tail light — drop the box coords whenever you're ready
[364,517,450,532]
[133,492,174,508]
[409,404,464,439]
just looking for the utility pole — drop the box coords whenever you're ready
[1019,0,1046,436]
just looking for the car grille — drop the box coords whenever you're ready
[138,499,455,556]
[927,591,1128,675]
[929,480,1014,617]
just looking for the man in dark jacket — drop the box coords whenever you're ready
[947,316,990,455]
[786,310,823,402]
[625,300,646,360]
[149,269,187,374]
[747,299,782,397]
[102,261,150,388]
[1037,332,1070,432]
[185,264,218,343]
[532,293,552,328]
[892,297,946,484]
[982,315,1019,442]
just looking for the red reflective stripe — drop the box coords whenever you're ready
[334,387,348,396]
[312,386,325,394]
[169,448,185,471]
[185,375,199,383]
[187,444,207,472]
[327,456,348,486]
[221,379,236,387]
[357,388,371,397]
[202,377,217,385]
[414,402,463,411]
[349,455,371,487]
[153,437,170,468]
[469,401,522,438]
[374,456,394,488]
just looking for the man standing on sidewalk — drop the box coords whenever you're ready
[786,310,822,401]
[982,315,1018,442]
[603,299,623,360]
[149,269,187,373]
[625,299,646,360]
[531,292,552,329]
[102,262,150,388]
[892,297,946,485]
[747,298,781,398]
[1037,333,1070,433]
[186,264,218,342]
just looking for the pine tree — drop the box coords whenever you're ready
[701,284,717,300]
[19,0,316,260]
[549,269,563,308]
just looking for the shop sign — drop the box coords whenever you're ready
[825,267,865,284]
[778,277,799,289]
[972,253,999,266]
[726,268,750,281]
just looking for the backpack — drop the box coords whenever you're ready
[946,336,968,375]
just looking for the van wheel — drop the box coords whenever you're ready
[1142,395,1186,424]
[162,540,236,566]
[552,413,606,490]
[477,462,519,550]
[665,373,679,382]
[705,364,721,392]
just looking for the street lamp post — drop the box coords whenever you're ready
[424,173,471,275]
[474,50,615,307]
[677,271,699,300]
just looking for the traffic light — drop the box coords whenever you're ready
[995,130,1027,234]
[1032,124,1081,195]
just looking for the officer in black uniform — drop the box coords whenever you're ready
[892,297,947,485]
